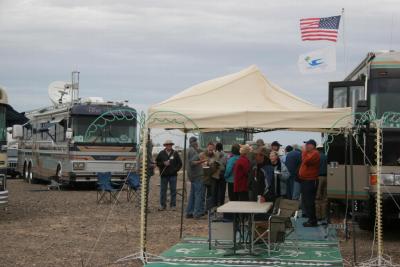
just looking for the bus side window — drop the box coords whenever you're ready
[56,121,65,142]
[349,86,365,108]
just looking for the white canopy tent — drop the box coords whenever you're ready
[148,65,351,131]
[136,65,352,261]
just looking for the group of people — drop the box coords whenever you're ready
[155,136,327,228]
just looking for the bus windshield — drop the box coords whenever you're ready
[370,78,400,118]
[72,115,136,144]
[0,106,6,143]
[200,131,245,151]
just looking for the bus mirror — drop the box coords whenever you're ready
[12,125,23,139]
[66,128,73,140]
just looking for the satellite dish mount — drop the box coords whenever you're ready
[48,71,80,105]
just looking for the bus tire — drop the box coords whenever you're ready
[23,162,28,182]
[55,165,62,183]
[27,162,36,184]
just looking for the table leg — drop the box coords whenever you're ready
[233,213,237,255]
[250,214,254,254]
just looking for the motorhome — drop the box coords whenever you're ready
[327,51,400,228]
[0,87,27,205]
[6,143,19,178]
[13,72,137,184]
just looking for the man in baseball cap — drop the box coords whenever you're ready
[186,136,207,219]
[298,138,320,227]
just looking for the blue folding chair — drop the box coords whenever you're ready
[97,172,119,204]
[126,173,141,205]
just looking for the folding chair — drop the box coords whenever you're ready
[253,198,300,254]
[97,172,119,204]
[48,179,61,191]
[127,173,141,205]
[208,208,233,250]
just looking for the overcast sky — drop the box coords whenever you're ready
[0,0,399,145]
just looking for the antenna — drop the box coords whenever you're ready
[71,71,80,103]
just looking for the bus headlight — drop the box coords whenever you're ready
[124,162,135,171]
[73,162,86,170]
[394,175,400,186]
[381,173,394,185]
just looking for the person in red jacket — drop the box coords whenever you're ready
[299,139,320,227]
[233,144,251,201]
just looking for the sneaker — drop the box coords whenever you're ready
[158,206,166,211]
[303,221,318,227]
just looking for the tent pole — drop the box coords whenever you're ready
[344,130,349,240]
[139,126,150,261]
[349,130,357,264]
[179,131,188,239]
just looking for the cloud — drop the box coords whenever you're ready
[0,0,399,144]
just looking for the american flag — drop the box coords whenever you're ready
[300,15,341,42]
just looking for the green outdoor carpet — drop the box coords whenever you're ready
[145,237,343,267]
[145,219,342,267]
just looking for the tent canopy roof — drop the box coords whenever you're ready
[148,65,350,131]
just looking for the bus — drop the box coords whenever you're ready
[326,51,400,228]
[12,73,137,185]
[199,130,252,151]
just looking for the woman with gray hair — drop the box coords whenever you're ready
[233,144,251,201]
[264,151,290,201]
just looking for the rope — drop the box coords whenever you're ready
[83,167,136,267]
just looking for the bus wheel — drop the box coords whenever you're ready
[27,163,35,184]
[23,162,28,182]
[55,165,62,183]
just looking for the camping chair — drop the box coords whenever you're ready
[97,172,119,204]
[126,173,141,206]
[48,179,61,191]
[253,198,300,254]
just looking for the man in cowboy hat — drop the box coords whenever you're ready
[156,139,182,211]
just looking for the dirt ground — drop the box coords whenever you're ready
[1,178,400,267]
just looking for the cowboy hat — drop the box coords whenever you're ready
[163,139,175,146]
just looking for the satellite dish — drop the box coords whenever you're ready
[48,81,72,105]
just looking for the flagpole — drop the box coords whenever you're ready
[342,8,347,76]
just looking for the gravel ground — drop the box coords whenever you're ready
[1,178,399,267]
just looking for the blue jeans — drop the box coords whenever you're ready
[286,175,294,199]
[186,179,205,217]
[160,176,177,208]
[292,180,301,200]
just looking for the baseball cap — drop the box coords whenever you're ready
[304,139,317,147]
